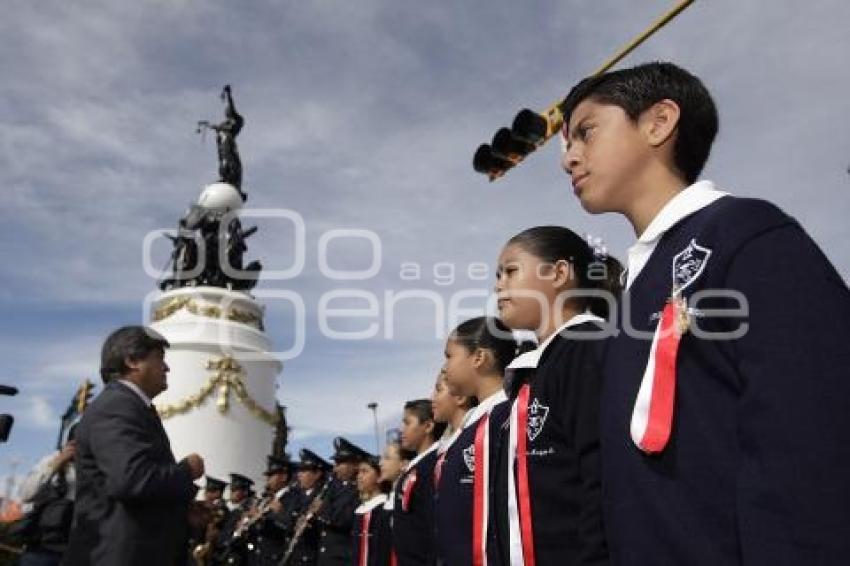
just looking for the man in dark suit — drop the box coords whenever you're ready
[64,325,205,566]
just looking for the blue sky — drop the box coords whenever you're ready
[2,0,849,492]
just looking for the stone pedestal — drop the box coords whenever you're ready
[149,286,282,485]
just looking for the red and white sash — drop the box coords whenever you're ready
[355,494,387,566]
[507,384,536,566]
[472,413,490,566]
[505,313,603,566]
[630,297,688,454]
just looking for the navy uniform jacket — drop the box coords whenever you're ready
[213,495,256,564]
[251,483,306,566]
[288,481,328,565]
[393,445,439,566]
[63,381,198,566]
[351,494,390,566]
[489,322,609,566]
[316,478,359,566]
[435,393,507,566]
[601,195,850,565]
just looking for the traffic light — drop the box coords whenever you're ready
[473,105,564,181]
[472,0,695,181]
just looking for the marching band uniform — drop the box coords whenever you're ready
[251,457,304,566]
[600,182,850,564]
[287,450,333,566]
[489,314,609,566]
[392,443,439,566]
[316,438,368,566]
[187,476,230,565]
[434,390,507,566]
[213,474,256,565]
[351,492,390,566]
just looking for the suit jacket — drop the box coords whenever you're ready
[63,380,198,566]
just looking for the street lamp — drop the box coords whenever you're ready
[367,402,380,454]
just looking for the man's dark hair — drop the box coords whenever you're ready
[404,399,447,441]
[560,61,718,184]
[100,326,170,383]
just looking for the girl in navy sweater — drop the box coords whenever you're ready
[435,316,517,566]
[489,226,621,566]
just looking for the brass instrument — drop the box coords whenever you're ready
[191,500,228,566]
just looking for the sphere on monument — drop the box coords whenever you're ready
[197,182,244,213]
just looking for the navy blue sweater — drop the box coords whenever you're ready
[393,448,438,566]
[601,196,850,565]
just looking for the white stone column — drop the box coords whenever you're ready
[149,286,282,486]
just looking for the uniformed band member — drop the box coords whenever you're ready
[351,453,390,566]
[249,456,304,566]
[189,476,230,565]
[314,437,369,566]
[393,400,445,566]
[285,449,333,565]
[213,473,256,565]
[204,476,229,507]
[559,61,850,564]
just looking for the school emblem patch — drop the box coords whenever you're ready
[672,239,712,293]
[462,444,475,473]
[526,398,549,442]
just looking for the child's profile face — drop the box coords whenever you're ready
[400,410,430,451]
[496,244,564,333]
[442,337,478,397]
[356,462,380,495]
[431,374,456,424]
[561,98,650,214]
[379,443,406,483]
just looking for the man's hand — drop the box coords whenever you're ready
[184,453,205,480]
[54,441,76,468]
[269,499,283,514]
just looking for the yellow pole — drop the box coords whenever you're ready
[593,0,695,76]
[536,0,696,141]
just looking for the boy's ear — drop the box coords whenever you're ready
[641,99,680,148]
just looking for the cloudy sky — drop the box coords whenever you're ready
[2,0,849,491]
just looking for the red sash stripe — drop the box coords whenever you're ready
[516,384,536,566]
[639,301,682,453]
[401,470,417,512]
[472,414,489,566]
[359,511,371,566]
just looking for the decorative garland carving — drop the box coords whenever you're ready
[155,356,278,426]
[152,296,263,330]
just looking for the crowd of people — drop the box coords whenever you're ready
[13,61,850,565]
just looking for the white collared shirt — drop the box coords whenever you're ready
[405,441,439,472]
[355,493,388,514]
[625,180,728,290]
[462,389,508,429]
[507,312,604,371]
[117,379,153,407]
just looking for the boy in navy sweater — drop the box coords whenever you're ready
[560,62,850,565]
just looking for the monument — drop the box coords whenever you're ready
[149,86,285,484]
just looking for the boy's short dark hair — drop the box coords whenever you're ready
[100,325,169,383]
[560,61,718,184]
